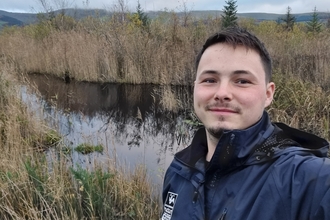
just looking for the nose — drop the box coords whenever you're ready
[214,81,232,101]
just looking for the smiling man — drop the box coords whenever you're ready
[161,27,330,220]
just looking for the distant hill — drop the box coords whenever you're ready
[0,15,23,26]
[0,10,36,25]
[0,8,328,29]
[0,9,109,27]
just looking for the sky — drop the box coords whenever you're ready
[0,0,329,14]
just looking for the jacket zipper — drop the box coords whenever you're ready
[192,180,204,203]
[219,208,227,220]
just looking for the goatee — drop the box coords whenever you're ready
[207,127,224,139]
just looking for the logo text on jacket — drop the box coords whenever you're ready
[161,192,178,220]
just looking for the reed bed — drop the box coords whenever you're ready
[0,13,221,84]
[0,62,160,219]
[1,14,330,87]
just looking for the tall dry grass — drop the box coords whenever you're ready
[0,13,221,85]
[1,14,330,87]
[0,62,160,219]
[268,73,330,140]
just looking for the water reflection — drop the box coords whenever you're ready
[22,74,196,186]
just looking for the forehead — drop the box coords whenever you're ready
[197,43,266,79]
[199,43,262,67]
[203,43,257,57]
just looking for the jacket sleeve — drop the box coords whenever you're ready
[273,153,330,219]
[308,159,330,219]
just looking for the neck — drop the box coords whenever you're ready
[206,132,220,161]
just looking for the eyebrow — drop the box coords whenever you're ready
[232,70,252,75]
[200,69,252,75]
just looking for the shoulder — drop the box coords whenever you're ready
[274,149,330,176]
[270,149,330,218]
[271,150,330,197]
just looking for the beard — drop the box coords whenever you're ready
[207,127,224,139]
[205,116,225,139]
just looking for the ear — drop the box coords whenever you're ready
[264,82,275,108]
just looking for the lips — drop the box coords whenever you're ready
[208,108,238,113]
[206,104,241,114]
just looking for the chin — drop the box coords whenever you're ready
[206,123,235,138]
[209,122,236,131]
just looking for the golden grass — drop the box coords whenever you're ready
[268,73,330,139]
[1,15,330,88]
[0,13,221,85]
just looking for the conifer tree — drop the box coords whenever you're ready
[307,7,323,33]
[281,6,296,31]
[221,0,238,28]
[135,1,149,28]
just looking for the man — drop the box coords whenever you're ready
[161,27,330,220]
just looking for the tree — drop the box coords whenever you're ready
[221,0,238,28]
[281,6,296,31]
[307,7,323,33]
[134,1,149,28]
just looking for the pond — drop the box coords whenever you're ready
[21,73,197,187]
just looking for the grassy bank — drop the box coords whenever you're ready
[0,63,160,219]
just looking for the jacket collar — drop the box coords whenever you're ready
[208,111,273,170]
[175,111,330,171]
[175,111,274,170]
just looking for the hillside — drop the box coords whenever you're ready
[0,9,328,28]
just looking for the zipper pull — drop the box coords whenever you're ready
[192,179,204,204]
[219,208,227,220]
[192,190,198,203]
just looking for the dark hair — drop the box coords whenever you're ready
[195,27,272,82]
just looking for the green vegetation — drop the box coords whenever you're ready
[306,7,323,33]
[44,129,61,146]
[281,6,296,31]
[221,0,238,28]
[75,143,104,154]
[134,0,150,28]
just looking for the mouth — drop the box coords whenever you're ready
[208,108,238,114]
[206,105,240,115]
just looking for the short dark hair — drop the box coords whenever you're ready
[195,27,272,82]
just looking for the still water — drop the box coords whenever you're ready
[21,74,196,187]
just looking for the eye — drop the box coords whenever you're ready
[202,78,216,83]
[235,79,251,84]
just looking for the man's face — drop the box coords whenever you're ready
[194,43,275,136]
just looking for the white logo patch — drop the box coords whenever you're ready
[161,192,178,220]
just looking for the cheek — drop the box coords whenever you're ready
[238,93,265,108]
[194,88,212,103]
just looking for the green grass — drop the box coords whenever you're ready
[74,143,104,154]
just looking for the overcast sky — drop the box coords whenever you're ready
[0,0,329,14]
